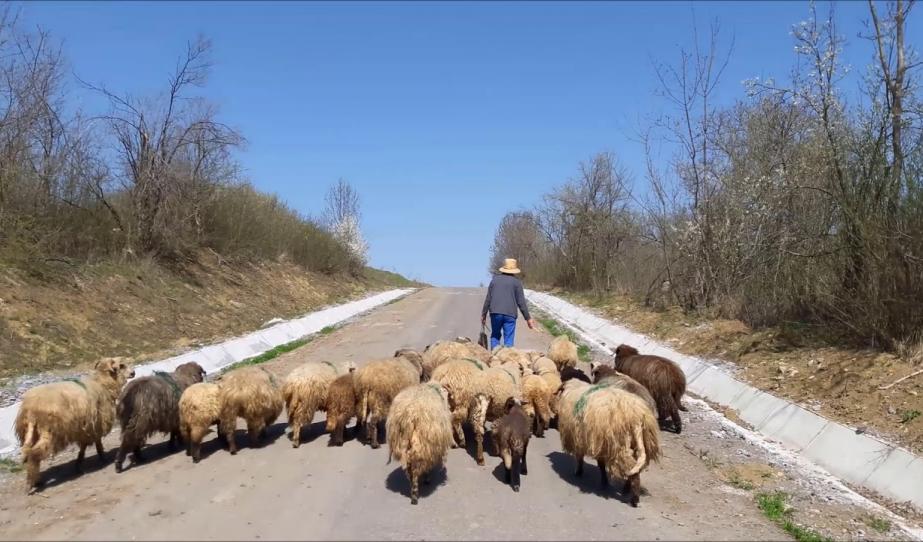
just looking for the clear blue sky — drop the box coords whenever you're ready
[19,1,915,286]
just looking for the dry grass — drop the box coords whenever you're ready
[0,253,412,381]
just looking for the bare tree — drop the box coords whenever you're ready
[85,36,242,256]
[323,178,361,228]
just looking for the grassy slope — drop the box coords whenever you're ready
[0,252,421,381]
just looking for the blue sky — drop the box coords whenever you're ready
[19,1,916,286]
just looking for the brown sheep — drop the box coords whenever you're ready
[421,339,490,381]
[282,360,355,448]
[430,357,486,448]
[548,335,579,370]
[178,382,222,463]
[386,383,454,505]
[591,362,658,417]
[560,365,591,384]
[613,344,687,433]
[491,397,532,492]
[115,361,206,472]
[353,350,423,448]
[218,365,285,454]
[324,373,357,446]
[15,357,134,491]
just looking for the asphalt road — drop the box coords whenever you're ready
[0,288,784,541]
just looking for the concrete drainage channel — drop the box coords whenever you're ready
[0,288,417,456]
[526,289,923,537]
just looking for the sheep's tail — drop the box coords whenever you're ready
[358,390,369,426]
[19,419,53,462]
[626,422,647,477]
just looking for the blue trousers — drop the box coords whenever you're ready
[490,313,517,349]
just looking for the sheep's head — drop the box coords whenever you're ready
[613,344,639,367]
[503,396,521,413]
[176,361,207,383]
[394,349,424,375]
[95,357,134,384]
[454,336,472,344]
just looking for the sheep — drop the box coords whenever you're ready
[114,361,207,472]
[324,373,357,446]
[491,397,532,492]
[531,355,558,376]
[353,349,423,448]
[488,347,535,372]
[556,380,661,507]
[555,378,592,474]
[282,360,355,448]
[421,339,490,381]
[430,357,486,447]
[560,365,591,384]
[613,344,687,433]
[218,365,285,454]
[520,373,554,438]
[590,362,658,417]
[179,382,222,463]
[468,365,522,466]
[14,357,134,491]
[548,335,579,370]
[386,382,454,505]
[581,387,661,507]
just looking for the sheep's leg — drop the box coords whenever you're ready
[247,420,265,447]
[671,403,683,434]
[510,453,521,492]
[224,420,239,455]
[368,414,381,449]
[408,465,420,505]
[502,447,512,484]
[521,442,528,475]
[133,445,146,464]
[291,418,303,448]
[627,473,641,507]
[474,429,485,466]
[574,455,584,477]
[331,421,345,447]
[75,445,86,474]
[597,459,609,488]
[114,441,131,473]
[451,415,466,448]
[95,439,106,462]
[24,454,42,492]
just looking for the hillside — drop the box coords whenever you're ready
[0,252,420,382]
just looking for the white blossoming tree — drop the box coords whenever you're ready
[323,179,369,266]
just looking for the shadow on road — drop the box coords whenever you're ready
[32,450,113,492]
[288,420,330,447]
[384,465,448,503]
[226,421,288,452]
[546,451,638,506]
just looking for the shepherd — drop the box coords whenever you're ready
[481,258,535,350]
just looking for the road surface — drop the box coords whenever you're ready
[0,288,783,541]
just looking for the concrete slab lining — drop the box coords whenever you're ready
[0,288,415,456]
[526,289,923,512]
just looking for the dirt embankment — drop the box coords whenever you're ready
[559,290,923,455]
[0,252,417,382]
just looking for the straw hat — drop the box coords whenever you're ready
[498,258,521,275]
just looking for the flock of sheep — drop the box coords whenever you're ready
[12,334,688,508]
